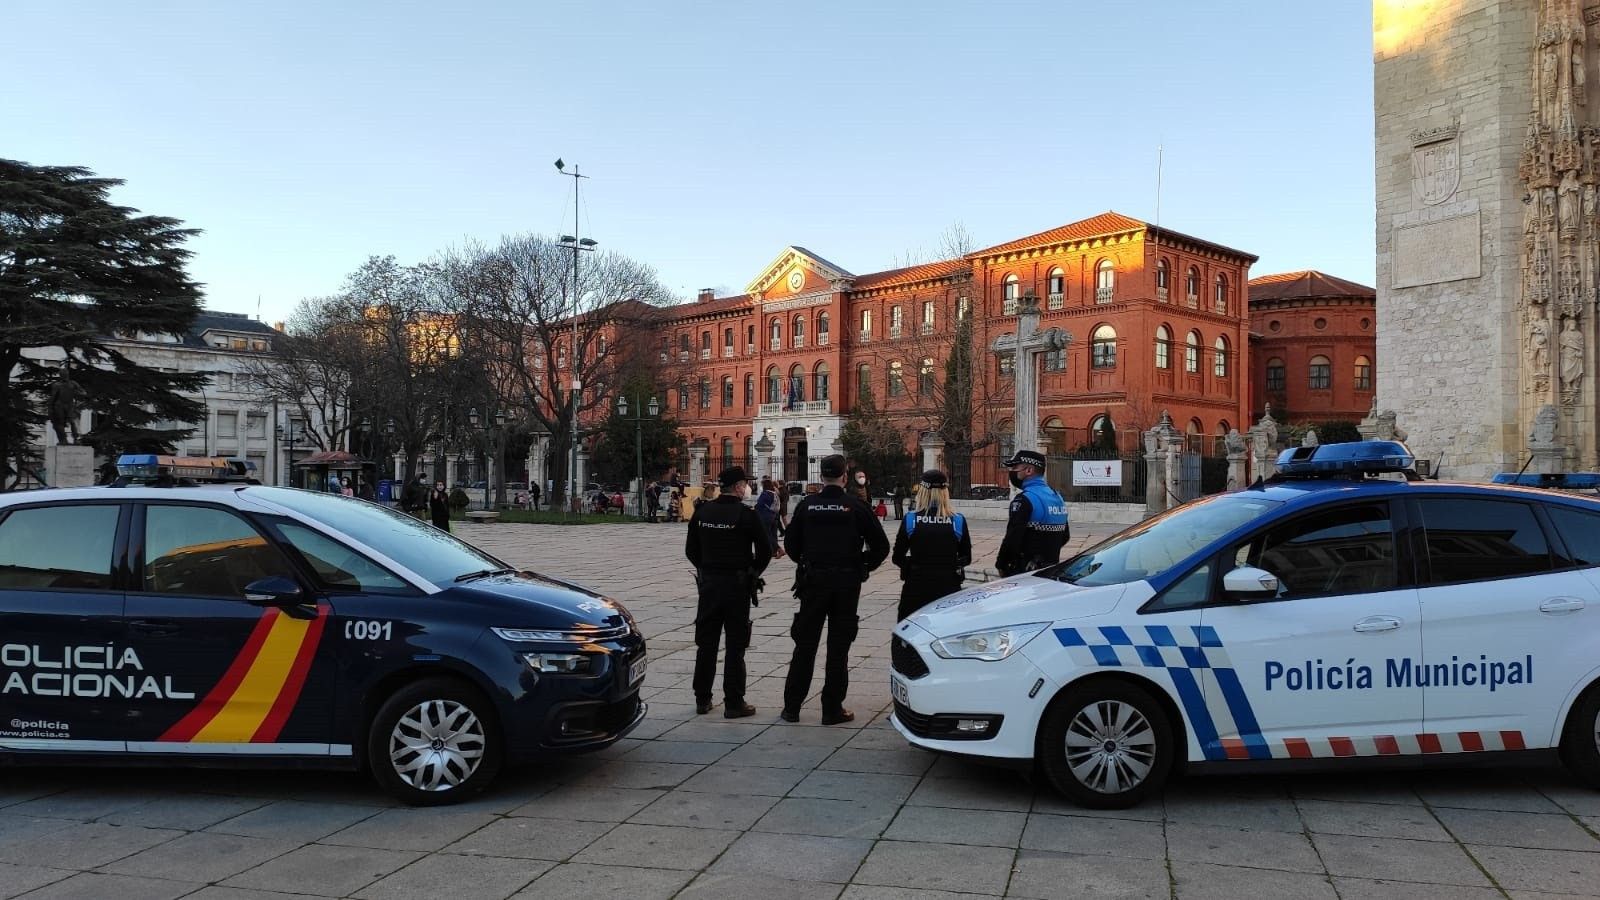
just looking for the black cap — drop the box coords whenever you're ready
[1002,450,1048,469]
[919,469,948,488]
[820,454,847,478]
[717,466,747,488]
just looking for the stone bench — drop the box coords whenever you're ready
[464,510,500,524]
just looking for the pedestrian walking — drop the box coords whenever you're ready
[357,478,375,501]
[891,469,972,621]
[528,481,541,511]
[755,478,784,558]
[892,482,908,520]
[339,477,354,498]
[781,454,890,724]
[994,450,1069,576]
[402,475,428,518]
[428,480,452,531]
[685,466,772,718]
[775,480,790,535]
[849,468,871,505]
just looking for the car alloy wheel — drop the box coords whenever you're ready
[1063,699,1157,794]
[388,699,486,792]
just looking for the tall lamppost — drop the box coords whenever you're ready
[617,393,659,518]
[275,421,301,487]
[468,407,507,511]
[556,158,596,514]
[358,417,397,493]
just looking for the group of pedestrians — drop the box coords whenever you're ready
[684,450,1069,723]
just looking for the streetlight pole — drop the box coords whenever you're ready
[275,422,300,487]
[469,407,506,511]
[556,159,596,515]
[618,393,659,518]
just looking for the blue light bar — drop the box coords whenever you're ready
[1491,472,1600,490]
[1274,441,1416,477]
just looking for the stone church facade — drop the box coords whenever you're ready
[1376,0,1600,478]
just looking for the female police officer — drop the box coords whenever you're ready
[891,469,972,621]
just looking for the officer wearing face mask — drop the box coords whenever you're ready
[685,466,772,718]
[994,450,1069,577]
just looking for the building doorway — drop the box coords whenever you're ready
[783,427,807,482]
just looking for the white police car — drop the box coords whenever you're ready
[890,440,1600,808]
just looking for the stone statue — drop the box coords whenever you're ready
[1258,404,1279,447]
[1524,193,1539,234]
[1560,316,1585,392]
[1531,319,1551,372]
[1544,43,1560,103]
[47,364,80,445]
[1377,410,1408,443]
[1585,183,1598,221]
[1224,428,1246,456]
[1531,403,1560,445]
[1302,429,1319,449]
[1560,171,1581,233]
[1543,185,1559,226]
[1576,43,1587,106]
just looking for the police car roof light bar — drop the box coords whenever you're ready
[1490,471,1600,490]
[113,454,260,486]
[1271,441,1418,480]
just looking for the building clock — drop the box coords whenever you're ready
[788,270,805,292]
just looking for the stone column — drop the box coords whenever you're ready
[575,448,590,491]
[920,433,944,474]
[754,435,774,481]
[1224,430,1248,491]
[687,441,708,484]
[392,453,403,482]
[1013,296,1042,468]
[1528,404,1567,474]
[1163,431,1185,511]
[1143,411,1181,517]
[1302,429,1319,448]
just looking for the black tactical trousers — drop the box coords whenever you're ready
[783,575,861,712]
[897,575,963,622]
[693,570,752,704]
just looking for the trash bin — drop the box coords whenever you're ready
[378,479,394,504]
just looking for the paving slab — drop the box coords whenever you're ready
[1431,805,1600,851]
[205,800,384,841]
[1468,842,1600,895]
[0,822,180,870]
[884,806,1025,847]
[11,873,199,900]
[0,863,67,900]
[442,817,614,861]
[319,808,499,852]
[1164,821,1323,873]
[351,852,549,900]
[1170,861,1338,900]
[751,797,902,839]
[1020,813,1166,859]
[509,862,692,899]
[1294,798,1453,842]
[628,790,779,831]
[1310,832,1493,887]
[220,844,421,897]
[852,840,1015,895]
[1007,851,1171,900]
[507,786,664,822]
[100,831,297,882]
[677,872,845,900]
[709,831,873,883]
[572,823,739,871]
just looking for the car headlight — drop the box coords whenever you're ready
[492,625,629,643]
[929,623,1051,661]
[521,652,593,674]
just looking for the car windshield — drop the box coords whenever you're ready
[1042,494,1281,587]
[248,488,505,587]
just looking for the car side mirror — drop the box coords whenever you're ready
[1222,566,1281,602]
[244,576,305,607]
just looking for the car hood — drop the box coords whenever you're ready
[447,570,632,632]
[905,575,1128,635]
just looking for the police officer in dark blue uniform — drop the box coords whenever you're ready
[891,469,972,621]
[995,450,1069,576]
[782,454,890,724]
[685,466,772,718]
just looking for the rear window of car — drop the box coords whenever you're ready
[0,505,120,591]
[1417,497,1554,584]
[1546,504,1600,568]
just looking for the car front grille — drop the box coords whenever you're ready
[892,700,938,736]
[893,701,1003,741]
[891,636,930,679]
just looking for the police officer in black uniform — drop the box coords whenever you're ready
[685,466,772,718]
[781,454,890,724]
[995,449,1070,576]
[891,469,972,621]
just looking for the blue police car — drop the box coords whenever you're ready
[891,440,1600,807]
[0,456,646,805]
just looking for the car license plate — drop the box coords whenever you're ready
[627,654,647,688]
[890,673,909,706]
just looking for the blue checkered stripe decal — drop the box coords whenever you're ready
[1054,625,1268,761]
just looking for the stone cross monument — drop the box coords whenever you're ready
[991,290,1070,462]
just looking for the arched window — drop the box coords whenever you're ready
[888,361,905,397]
[1095,260,1115,302]
[721,437,734,464]
[1091,324,1117,368]
[769,318,782,351]
[558,343,567,369]
[1047,267,1065,309]
[678,381,689,411]
[1156,259,1170,300]
[1265,357,1286,392]
[919,357,936,395]
[818,311,831,345]
[1185,330,1201,374]
[699,376,711,408]
[788,364,805,403]
[744,373,755,406]
[678,333,689,354]
[1214,274,1229,314]
[1218,419,1231,436]
[766,365,781,404]
[1213,335,1230,378]
[1354,355,1373,391]
[857,363,872,402]
[996,419,1015,462]
[1188,418,1203,435]
[997,335,1016,378]
[793,314,806,348]
[1043,416,1068,454]
[921,300,935,334]
[701,331,711,355]
[746,324,755,352]
[1003,274,1020,316]
[814,362,831,401]
[860,308,874,340]
[1309,355,1332,390]
[1088,413,1114,434]
[1154,324,1172,370]
[722,327,733,356]
[722,375,734,407]
[1185,267,1200,305]
[890,304,903,338]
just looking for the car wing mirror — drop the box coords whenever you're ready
[1222,566,1281,602]
[244,576,306,608]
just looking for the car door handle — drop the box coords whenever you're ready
[1353,615,1402,634]
[1540,596,1586,615]
[129,619,181,637]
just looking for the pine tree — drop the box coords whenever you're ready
[0,160,206,487]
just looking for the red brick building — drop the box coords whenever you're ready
[640,212,1256,484]
[1247,271,1377,424]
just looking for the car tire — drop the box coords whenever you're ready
[1560,684,1600,789]
[1037,679,1175,810]
[367,677,502,806]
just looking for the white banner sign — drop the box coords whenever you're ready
[1071,460,1122,487]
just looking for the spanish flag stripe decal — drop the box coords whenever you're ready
[192,609,319,742]
[251,605,330,743]
[160,608,281,742]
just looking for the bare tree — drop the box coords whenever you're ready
[242,295,360,453]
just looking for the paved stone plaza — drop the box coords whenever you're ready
[4,518,1600,899]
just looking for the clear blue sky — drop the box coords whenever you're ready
[8,1,1373,323]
